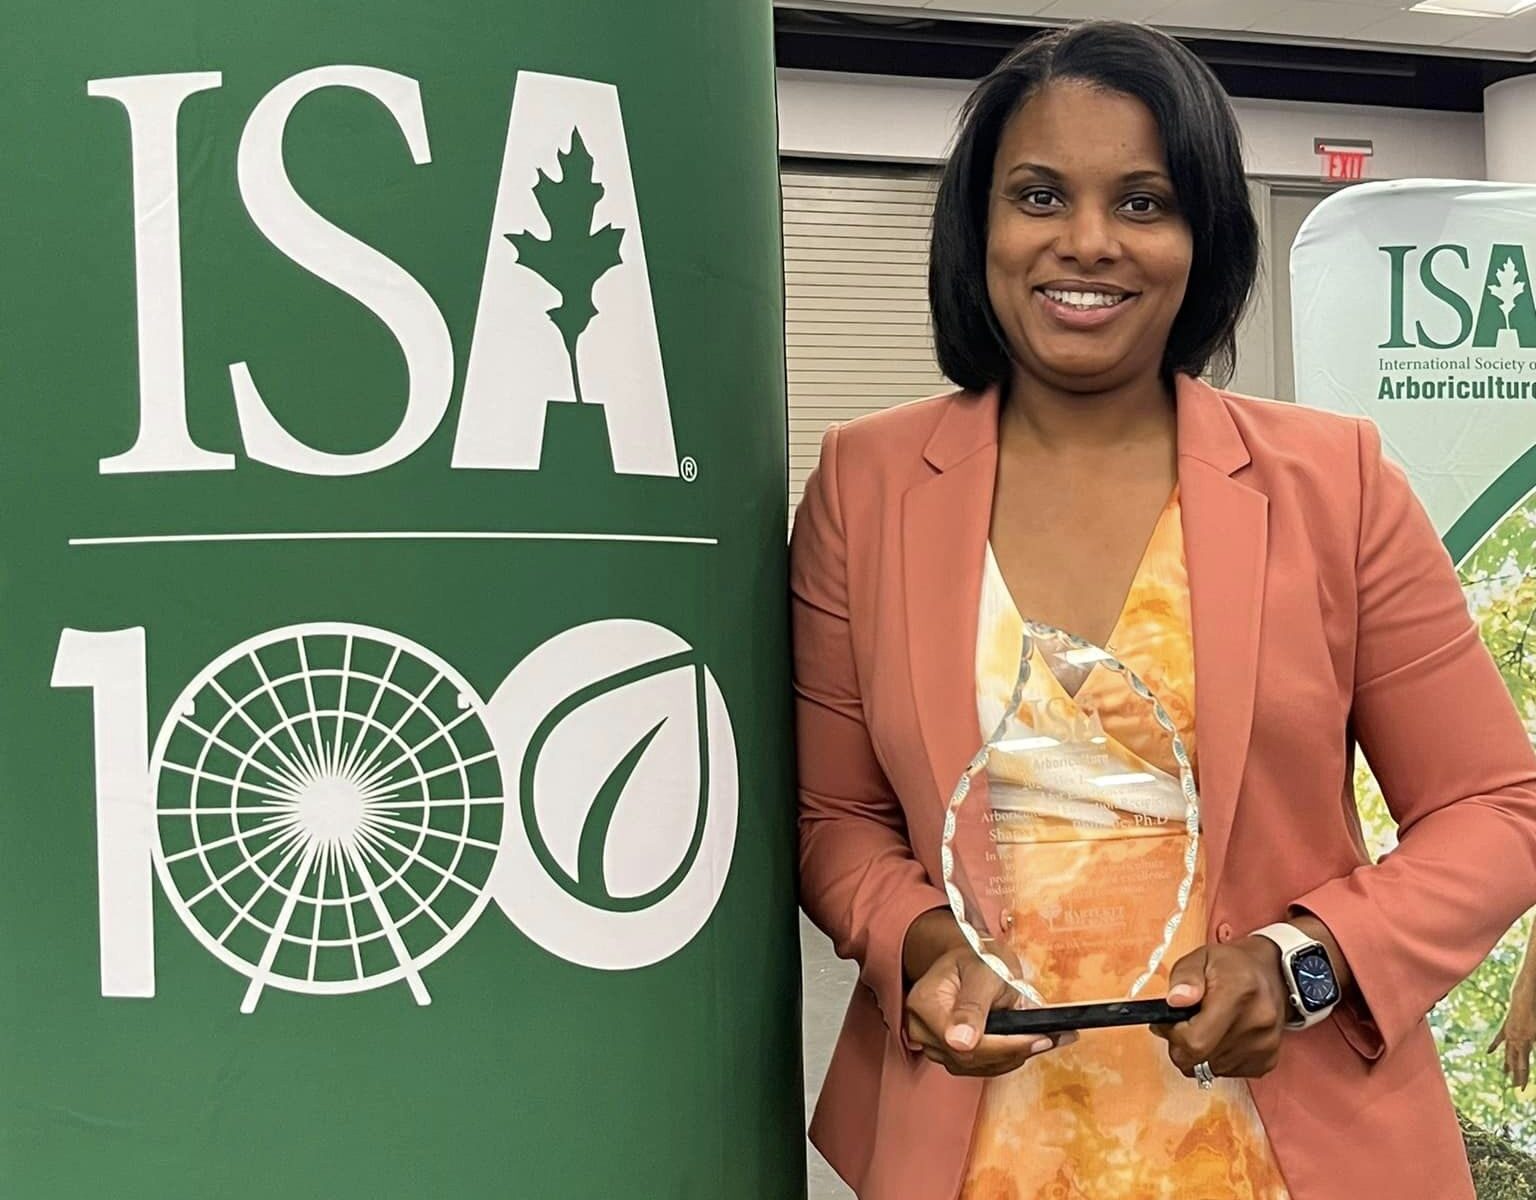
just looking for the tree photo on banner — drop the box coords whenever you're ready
[1293,181,1536,1186]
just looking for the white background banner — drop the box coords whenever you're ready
[1293,179,1536,539]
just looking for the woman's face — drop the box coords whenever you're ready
[985,79,1194,393]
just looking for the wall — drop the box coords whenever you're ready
[777,68,1489,181]
[1484,74,1536,183]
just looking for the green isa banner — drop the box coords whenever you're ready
[0,3,801,1197]
[1293,181,1536,1162]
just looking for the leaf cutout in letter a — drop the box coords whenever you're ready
[505,127,625,404]
[1490,257,1527,327]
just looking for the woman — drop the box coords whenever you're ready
[790,20,1536,1200]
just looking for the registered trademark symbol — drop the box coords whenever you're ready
[680,456,698,483]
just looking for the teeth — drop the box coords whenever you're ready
[1043,289,1127,310]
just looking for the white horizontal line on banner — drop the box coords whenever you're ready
[69,531,720,547]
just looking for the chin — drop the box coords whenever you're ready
[1033,355,1132,389]
[1020,331,1165,387]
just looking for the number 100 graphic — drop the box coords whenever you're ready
[52,620,739,1011]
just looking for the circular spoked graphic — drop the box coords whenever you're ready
[150,624,505,1011]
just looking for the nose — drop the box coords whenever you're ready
[1054,205,1120,267]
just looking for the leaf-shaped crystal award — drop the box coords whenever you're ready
[942,620,1201,1034]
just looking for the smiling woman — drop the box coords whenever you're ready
[930,22,1256,397]
[791,18,1536,1200]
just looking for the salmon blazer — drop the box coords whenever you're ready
[790,374,1536,1200]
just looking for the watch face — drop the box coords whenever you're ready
[1293,946,1340,1012]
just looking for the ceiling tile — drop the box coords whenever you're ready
[1247,2,1387,37]
[1155,0,1256,30]
[1445,9,1536,49]
[1035,0,1175,20]
[1444,29,1536,48]
[1351,9,1497,43]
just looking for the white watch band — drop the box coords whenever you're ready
[1252,921,1314,956]
[1251,922,1337,1029]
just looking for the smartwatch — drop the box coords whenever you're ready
[1251,922,1341,1030]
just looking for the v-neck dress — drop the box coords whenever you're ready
[960,489,1292,1200]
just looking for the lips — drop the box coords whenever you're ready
[1037,284,1135,310]
[1034,284,1139,330]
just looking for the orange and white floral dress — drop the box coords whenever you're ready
[961,488,1292,1200]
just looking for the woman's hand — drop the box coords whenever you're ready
[1151,936,1290,1080]
[901,908,1076,1077]
[904,944,1078,1076]
[1488,951,1536,1090]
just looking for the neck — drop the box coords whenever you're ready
[1001,369,1177,452]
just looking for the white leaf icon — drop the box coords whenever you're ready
[485,618,739,971]
[1490,257,1526,327]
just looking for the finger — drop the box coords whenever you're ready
[945,961,1012,1052]
[1489,1028,1506,1054]
[904,993,950,1049]
[1210,1028,1283,1080]
[1167,966,1249,1075]
[1517,1049,1531,1091]
[903,961,966,1051]
[1165,946,1210,1013]
[905,1012,942,1054]
[956,1030,1079,1076]
[1209,995,1287,1079]
[918,1034,1046,1076]
[1160,948,1215,1072]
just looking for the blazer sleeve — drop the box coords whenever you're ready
[791,423,950,1044]
[1291,417,1536,1061]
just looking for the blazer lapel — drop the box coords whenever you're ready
[1176,376,1269,916]
[903,389,1000,813]
[903,388,1001,937]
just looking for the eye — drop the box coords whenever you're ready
[1121,194,1166,216]
[1017,187,1063,211]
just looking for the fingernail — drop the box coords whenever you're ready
[1029,1037,1054,1054]
[1168,984,1200,1005]
[947,1025,978,1050]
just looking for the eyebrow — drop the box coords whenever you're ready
[1005,162,1174,187]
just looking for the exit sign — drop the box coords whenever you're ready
[1316,138,1373,182]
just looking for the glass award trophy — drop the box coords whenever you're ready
[942,620,1202,1036]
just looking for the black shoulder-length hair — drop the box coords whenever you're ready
[929,20,1260,390]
